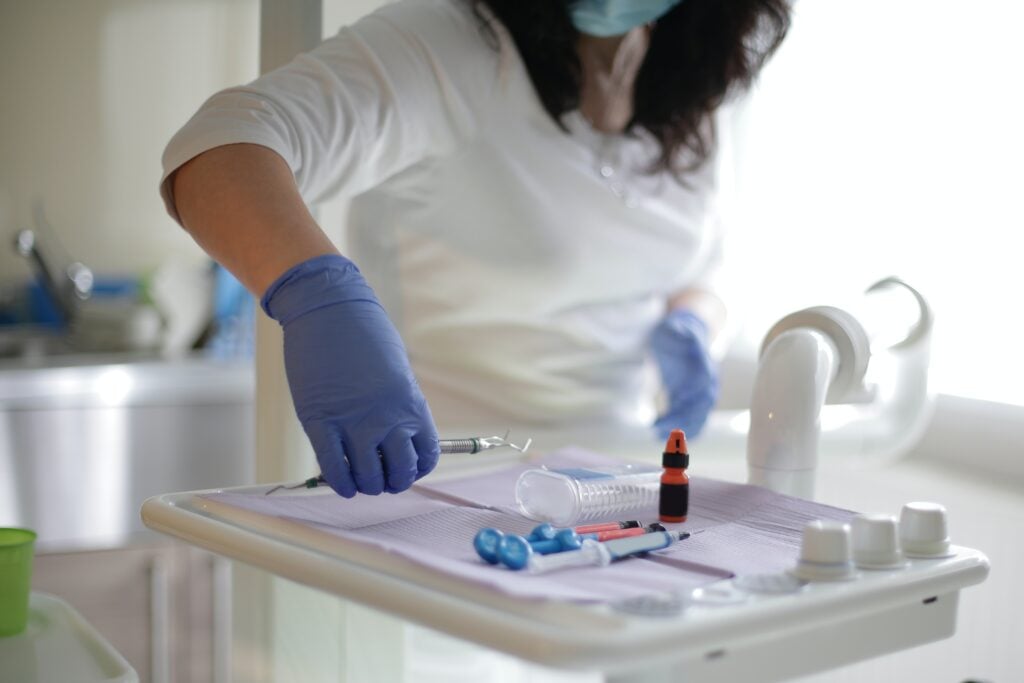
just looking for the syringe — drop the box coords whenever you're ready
[525,530,690,574]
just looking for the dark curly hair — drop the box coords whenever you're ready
[472,0,791,176]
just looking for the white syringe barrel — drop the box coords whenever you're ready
[527,539,610,574]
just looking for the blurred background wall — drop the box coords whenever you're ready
[0,0,259,284]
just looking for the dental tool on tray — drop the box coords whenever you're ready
[264,431,532,495]
[439,433,532,455]
[525,529,690,574]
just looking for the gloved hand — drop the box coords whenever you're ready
[649,308,719,440]
[261,254,440,497]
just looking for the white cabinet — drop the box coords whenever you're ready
[32,542,231,683]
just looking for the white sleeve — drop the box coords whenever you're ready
[160,0,498,222]
[684,105,738,298]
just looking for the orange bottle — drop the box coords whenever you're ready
[659,429,690,523]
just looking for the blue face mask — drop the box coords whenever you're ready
[569,0,682,37]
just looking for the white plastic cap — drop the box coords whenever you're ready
[899,502,953,558]
[791,520,858,581]
[852,514,907,569]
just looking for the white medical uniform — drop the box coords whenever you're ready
[161,0,724,436]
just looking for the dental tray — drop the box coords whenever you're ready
[141,448,989,682]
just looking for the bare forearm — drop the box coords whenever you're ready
[170,143,338,296]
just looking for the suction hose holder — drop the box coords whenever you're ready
[747,278,934,500]
[760,305,872,405]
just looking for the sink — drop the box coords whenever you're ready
[0,297,165,361]
[0,355,254,550]
[0,327,74,360]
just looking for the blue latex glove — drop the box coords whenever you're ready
[649,309,719,440]
[261,254,440,497]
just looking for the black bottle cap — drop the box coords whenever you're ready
[662,452,689,468]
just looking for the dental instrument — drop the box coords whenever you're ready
[529,522,624,540]
[265,432,532,495]
[499,529,589,569]
[479,524,669,569]
[439,432,532,455]
[589,524,666,540]
[475,528,590,567]
[571,520,642,534]
[527,522,656,543]
[526,529,691,574]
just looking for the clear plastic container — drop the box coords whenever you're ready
[515,464,661,527]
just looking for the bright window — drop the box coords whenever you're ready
[726,0,1024,405]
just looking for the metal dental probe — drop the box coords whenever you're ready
[265,432,532,495]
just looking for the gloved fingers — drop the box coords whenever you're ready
[650,309,709,358]
[346,438,387,496]
[654,412,680,441]
[305,420,357,498]
[655,391,716,440]
[670,363,719,401]
[666,309,709,341]
[411,430,441,480]
[378,430,419,494]
[270,258,448,498]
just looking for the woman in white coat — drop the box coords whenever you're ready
[161,0,792,497]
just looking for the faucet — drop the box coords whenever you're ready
[13,224,93,326]
[746,277,934,499]
[6,206,166,357]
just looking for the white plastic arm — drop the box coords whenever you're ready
[746,328,838,499]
